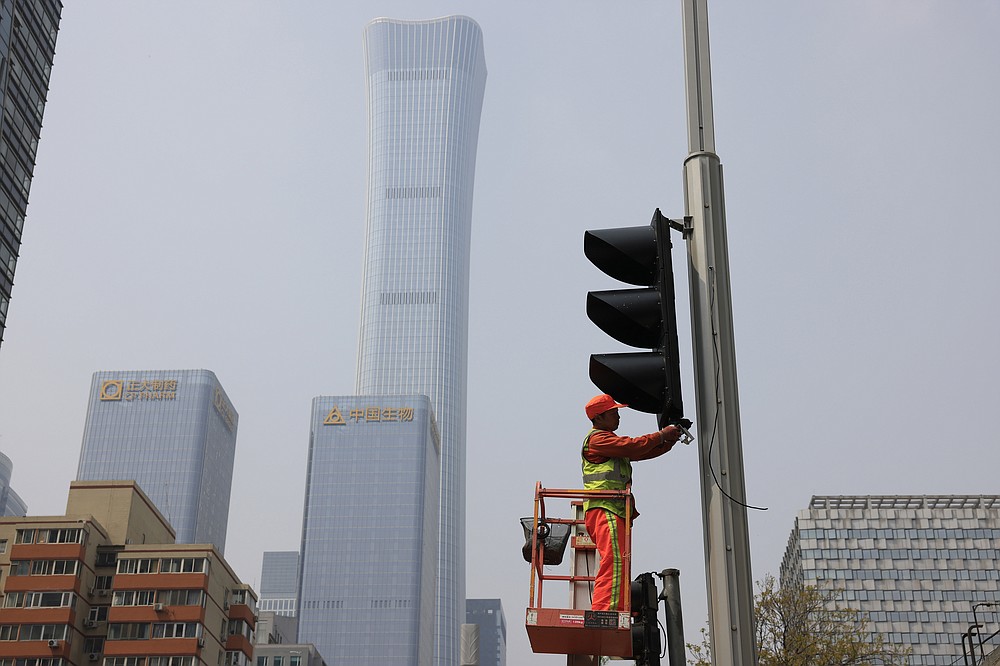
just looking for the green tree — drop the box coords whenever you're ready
[687,575,909,666]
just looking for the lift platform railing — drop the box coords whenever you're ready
[524,482,636,659]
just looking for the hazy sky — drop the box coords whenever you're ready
[1,2,998,663]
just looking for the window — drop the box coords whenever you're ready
[117,559,156,574]
[107,623,150,640]
[0,625,18,640]
[88,606,109,623]
[36,528,84,544]
[18,624,68,641]
[289,657,301,666]
[15,529,35,544]
[0,539,7,553]
[25,592,74,608]
[93,575,113,591]
[4,594,23,608]
[151,623,199,639]
[273,658,283,666]
[159,558,208,574]
[105,659,146,666]
[95,551,118,568]
[83,637,105,653]
[148,659,193,666]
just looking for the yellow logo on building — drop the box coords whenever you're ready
[323,406,414,425]
[324,407,346,425]
[99,378,178,402]
[100,380,124,401]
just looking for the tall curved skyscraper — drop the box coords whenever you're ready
[357,15,486,666]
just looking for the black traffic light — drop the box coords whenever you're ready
[585,209,686,428]
[630,573,661,666]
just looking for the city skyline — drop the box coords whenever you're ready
[355,15,487,666]
[0,4,997,664]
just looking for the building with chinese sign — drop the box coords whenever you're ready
[75,369,238,553]
[296,395,439,665]
[0,0,63,349]
[781,495,1000,665]
[0,480,256,666]
[354,16,486,666]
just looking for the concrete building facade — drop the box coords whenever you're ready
[781,495,1000,665]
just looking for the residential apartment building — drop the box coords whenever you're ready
[781,495,1000,665]
[0,480,256,666]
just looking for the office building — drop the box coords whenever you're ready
[0,0,62,348]
[255,612,325,666]
[297,395,440,665]
[0,451,26,516]
[465,599,506,666]
[357,16,486,665]
[76,369,239,553]
[781,495,1000,666]
[0,480,256,666]
[259,551,300,617]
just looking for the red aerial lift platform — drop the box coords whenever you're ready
[523,482,636,660]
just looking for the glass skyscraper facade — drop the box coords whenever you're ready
[0,451,26,516]
[259,550,300,617]
[781,495,1000,665]
[297,395,440,665]
[466,599,506,666]
[75,369,239,553]
[356,16,486,665]
[0,0,62,347]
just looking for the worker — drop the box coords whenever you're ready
[582,393,682,612]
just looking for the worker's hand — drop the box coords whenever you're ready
[659,426,682,448]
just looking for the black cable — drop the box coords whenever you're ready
[706,265,767,512]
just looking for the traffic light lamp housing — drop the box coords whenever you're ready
[630,573,661,666]
[585,209,685,428]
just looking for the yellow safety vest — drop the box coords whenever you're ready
[581,429,632,517]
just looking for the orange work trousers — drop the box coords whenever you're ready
[585,508,628,611]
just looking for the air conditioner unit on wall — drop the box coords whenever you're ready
[197,637,205,648]
[88,653,99,662]
[153,602,165,611]
[47,639,61,648]
[96,589,109,597]
[83,619,98,628]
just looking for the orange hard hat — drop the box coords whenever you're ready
[585,394,628,420]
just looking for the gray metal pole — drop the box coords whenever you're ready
[679,1,756,665]
[660,569,686,666]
